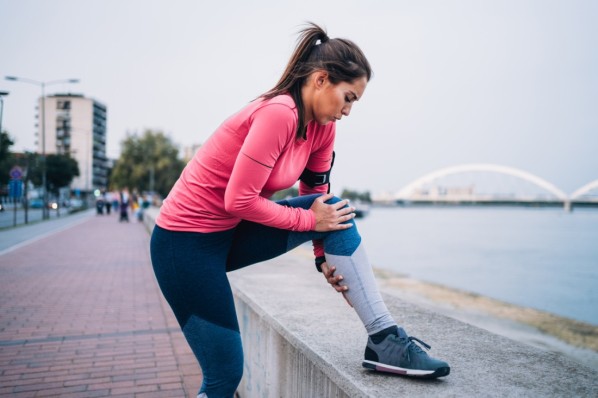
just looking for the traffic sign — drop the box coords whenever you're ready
[9,166,23,180]
[9,179,23,199]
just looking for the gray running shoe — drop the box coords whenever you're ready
[362,327,450,378]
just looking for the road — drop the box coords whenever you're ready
[0,208,95,254]
[0,205,81,229]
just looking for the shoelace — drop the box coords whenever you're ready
[391,334,432,363]
[408,336,431,353]
[389,333,433,357]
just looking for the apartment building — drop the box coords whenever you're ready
[38,94,108,193]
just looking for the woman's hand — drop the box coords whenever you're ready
[310,193,355,232]
[320,261,353,307]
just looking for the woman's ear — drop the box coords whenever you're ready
[313,70,329,89]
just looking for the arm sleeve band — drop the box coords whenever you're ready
[299,151,335,191]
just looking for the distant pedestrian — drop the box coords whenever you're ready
[111,192,119,215]
[119,189,130,222]
[150,23,449,398]
[135,194,149,222]
[104,191,113,215]
[95,196,104,215]
[134,195,143,222]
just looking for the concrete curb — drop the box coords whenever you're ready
[230,254,597,397]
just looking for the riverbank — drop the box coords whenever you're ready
[293,246,598,370]
[373,267,598,369]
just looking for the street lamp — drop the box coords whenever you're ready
[0,91,9,135]
[0,91,9,151]
[69,129,92,195]
[5,76,79,220]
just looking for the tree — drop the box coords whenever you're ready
[0,131,15,187]
[26,153,79,195]
[110,130,185,197]
[341,188,372,203]
[46,154,79,195]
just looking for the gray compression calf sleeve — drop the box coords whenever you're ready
[325,242,396,334]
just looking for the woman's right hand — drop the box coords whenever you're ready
[320,261,353,307]
[310,193,355,232]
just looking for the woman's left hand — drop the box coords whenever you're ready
[320,261,353,307]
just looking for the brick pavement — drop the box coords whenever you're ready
[0,214,202,397]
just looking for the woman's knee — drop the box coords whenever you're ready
[228,360,244,391]
[201,360,243,397]
[202,353,243,397]
[322,196,362,256]
[323,195,344,206]
[324,226,361,256]
[183,315,244,395]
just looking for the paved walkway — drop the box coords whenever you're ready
[0,213,202,397]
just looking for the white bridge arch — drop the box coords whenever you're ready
[395,163,569,201]
[570,179,598,200]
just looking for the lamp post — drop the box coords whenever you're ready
[5,76,79,220]
[0,92,9,214]
[69,129,91,196]
[0,91,8,136]
[0,91,8,153]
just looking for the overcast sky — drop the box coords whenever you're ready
[1,0,596,196]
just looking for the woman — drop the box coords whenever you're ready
[150,23,450,398]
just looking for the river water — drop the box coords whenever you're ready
[355,206,598,326]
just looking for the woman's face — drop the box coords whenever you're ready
[311,74,368,125]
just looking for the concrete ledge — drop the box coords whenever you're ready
[229,253,597,397]
[144,208,597,397]
[143,206,160,234]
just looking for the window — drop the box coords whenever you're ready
[57,100,71,110]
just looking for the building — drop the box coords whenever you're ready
[38,94,108,194]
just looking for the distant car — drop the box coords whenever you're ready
[29,199,44,208]
[69,198,84,209]
[0,202,4,212]
[67,198,85,213]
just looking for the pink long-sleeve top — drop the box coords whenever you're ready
[156,94,335,255]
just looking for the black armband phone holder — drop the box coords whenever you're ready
[299,152,335,193]
[299,168,331,187]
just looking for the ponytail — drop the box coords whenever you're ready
[262,22,372,139]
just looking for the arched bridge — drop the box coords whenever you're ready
[570,179,598,201]
[393,163,597,210]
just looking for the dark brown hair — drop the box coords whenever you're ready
[262,22,372,139]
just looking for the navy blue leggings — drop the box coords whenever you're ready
[150,195,377,397]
